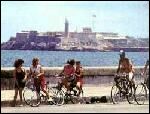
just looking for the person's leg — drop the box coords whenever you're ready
[34,78,40,99]
[66,81,71,93]
[12,88,18,107]
[64,78,71,94]
[62,78,69,90]
[61,78,66,88]
[40,76,53,101]
[128,72,135,88]
[57,81,63,90]
[61,78,71,94]
[41,80,49,98]
[19,88,23,105]
[76,81,81,96]
[115,76,121,90]
[41,87,49,99]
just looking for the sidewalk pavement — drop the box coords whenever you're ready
[1,85,112,101]
[1,85,112,107]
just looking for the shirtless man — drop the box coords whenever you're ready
[115,50,135,90]
[117,50,134,80]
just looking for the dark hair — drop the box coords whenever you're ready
[14,59,24,68]
[68,59,75,66]
[32,58,39,66]
[76,61,80,64]
[120,52,125,58]
[119,50,125,57]
[67,60,70,64]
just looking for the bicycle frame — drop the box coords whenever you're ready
[54,74,84,104]
[111,73,136,104]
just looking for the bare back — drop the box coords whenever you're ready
[119,58,133,73]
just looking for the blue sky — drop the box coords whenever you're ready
[1,1,149,42]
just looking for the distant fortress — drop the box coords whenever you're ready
[1,19,149,51]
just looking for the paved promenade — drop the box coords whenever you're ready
[1,84,149,107]
[1,85,149,113]
[1,85,111,101]
[2,103,149,113]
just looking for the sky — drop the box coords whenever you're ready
[1,1,149,42]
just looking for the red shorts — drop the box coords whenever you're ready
[76,77,83,86]
[34,74,46,93]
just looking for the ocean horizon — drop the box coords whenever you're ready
[1,50,149,67]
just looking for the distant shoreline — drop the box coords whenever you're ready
[1,48,149,52]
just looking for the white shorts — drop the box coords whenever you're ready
[128,72,134,81]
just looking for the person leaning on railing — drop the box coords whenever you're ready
[12,59,27,107]
[29,57,53,101]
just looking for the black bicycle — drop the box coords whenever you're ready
[53,74,84,104]
[134,74,149,105]
[23,77,64,107]
[111,73,136,104]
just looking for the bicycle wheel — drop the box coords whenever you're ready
[23,86,41,107]
[134,83,147,105]
[77,89,85,104]
[48,87,64,106]
[23,87,31,105]
[74,88,84,104]
[111,85,126,104]
[146,76,149,89]
[126,85,135,104]
[64,87,84,104]
[64,92,76,104]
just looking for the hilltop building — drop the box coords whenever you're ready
[2,18,148,51]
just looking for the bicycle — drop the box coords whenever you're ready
[134,74,149,105]
[111,73,136,104]
[23,77,64,107]
[53,74,84,104]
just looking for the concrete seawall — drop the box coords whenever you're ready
[1,66,146,76]
[1,66,148,90]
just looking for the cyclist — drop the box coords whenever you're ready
[75,61,83,96]
[60,59,76,94]
[12,59,27,107]
[141,59,149,89]
[29,58,52,101]
[115,50,135,90]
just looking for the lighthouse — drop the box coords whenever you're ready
[64,18,69,38]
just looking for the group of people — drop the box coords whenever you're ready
[59,59,83,95]
[11,50,149,107]
[12,58,83,107]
